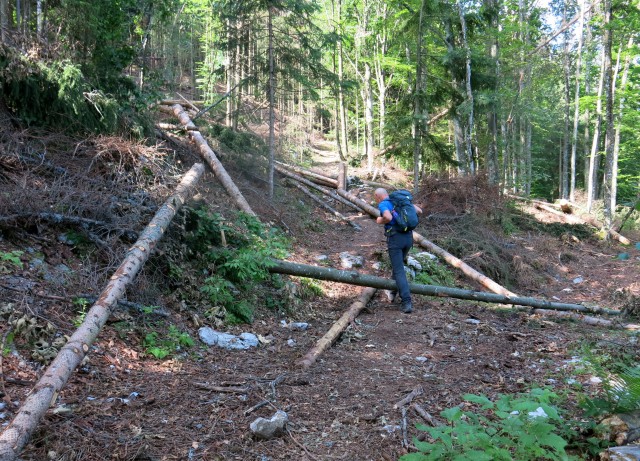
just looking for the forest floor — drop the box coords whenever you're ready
[0,115,639,461]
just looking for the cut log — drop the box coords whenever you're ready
[335,188,518,297]
[288,181,361,231]
[275,165,361,212]
[168,104,256,216]
[268,259,619,316]
[276,161,338,187]
[298,287,377,369]
[337,162,347,190]
[0,163,205,461]
[532,309,638,330]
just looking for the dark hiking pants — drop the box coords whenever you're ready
[386,230,413,305]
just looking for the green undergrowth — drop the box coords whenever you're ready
[153,207,301,326]
[0,44,151,136]
[401,387,610,461]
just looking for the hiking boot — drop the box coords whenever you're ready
[401,302,413,314]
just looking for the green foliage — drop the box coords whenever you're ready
[402,389,584,461]
[577,342,640,415]
[412,256,456,287]
[72,297,90,327]
[184,208,290,324]
[143,325,194,359]
[0,250,23,273]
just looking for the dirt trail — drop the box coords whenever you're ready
[2,142,639,461]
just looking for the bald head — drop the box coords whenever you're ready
[374,188,388,204]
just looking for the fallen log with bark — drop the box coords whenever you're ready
[298,287,377,369]
[287,181,361,231]
[335,188,518,297]
[165,104,256,216]
[275,165,361,212]
[0,163,205,461]
[276,161,338,187]
[268,259,619,316]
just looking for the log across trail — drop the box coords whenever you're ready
[268,259,619,316]
[0,164,205,461]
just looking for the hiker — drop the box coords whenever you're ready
[374,188,422,314]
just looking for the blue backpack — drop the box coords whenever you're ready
[387,190,419,233]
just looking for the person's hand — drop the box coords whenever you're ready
[376,217,384,224]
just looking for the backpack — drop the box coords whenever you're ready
[387,189,419,233]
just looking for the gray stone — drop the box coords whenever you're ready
[406,256,422,271]
[415,251,437,261]
[250,410,288,439]
[315,255,329,262]
[339,252,364,269]
[289,322,309,331]
[198,327,259,350]
[605,446,640,460]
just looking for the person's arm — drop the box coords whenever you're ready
[414,204,423,215]
[376,210,393,224]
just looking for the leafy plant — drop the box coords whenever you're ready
[402,388,582,461]
[0,250,23,273]
[72,297,90,327]
[143,325,194,359]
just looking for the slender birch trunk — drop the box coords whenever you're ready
[570,0,585,201]
[611,38,633,221]
[413,0,428,194]
[0,164,205,461]
[587,50,605,211]
[364,62,374,173]
[602,0,614,229]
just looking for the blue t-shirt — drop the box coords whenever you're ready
[378,199,397,231]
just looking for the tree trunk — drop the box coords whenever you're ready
[0,164,205,461]
[459,0,475,174]
[363,62,374,173]
[268,260,618,315]
[298,287,377,369]
[562,10,571,200]
[168,104,256,216]
[337,0,348,159]
[275,165,360,211]
[587,49,605,212]
[275,161,338,188]
[288,181,361,230]
[267,6,276,199]
[0,0,8,43]
[570,0,585,202]
[412,0,428,194]
[601,0,614,230]
[612,38,634,226]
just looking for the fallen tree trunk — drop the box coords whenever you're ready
[532,309,638,330]
[275,165,361,212]
[298,287,377,369]
[412,233,518,298]
[268,259,619,315]
[168,104,256,217]
[335,188,518,297]
[288,181,361,231]
[276,161,338,187]
[0,163,206,461]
